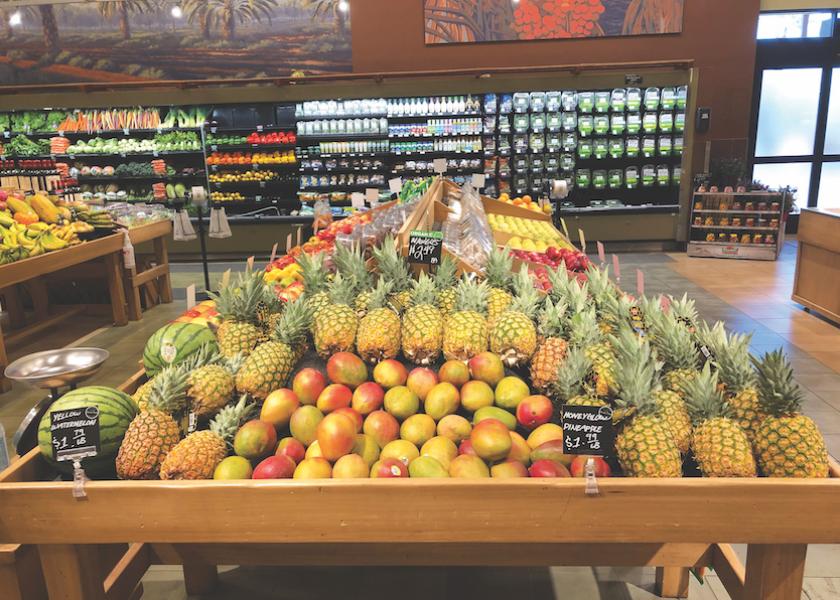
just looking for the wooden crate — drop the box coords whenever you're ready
[1,368,839,600]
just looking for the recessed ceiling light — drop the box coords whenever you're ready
[9,12,22,27]
[338,1,349,12]
[171,5,183,18]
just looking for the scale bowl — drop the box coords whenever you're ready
[5,347,110,390]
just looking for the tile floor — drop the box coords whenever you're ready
[2,240,839,599]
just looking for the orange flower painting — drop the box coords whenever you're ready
[424,0,684,44]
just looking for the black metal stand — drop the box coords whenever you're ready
[196,203,213,300]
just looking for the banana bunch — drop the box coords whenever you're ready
[53,223,82,246]
[0,221,72,258]
[74,207,115,230]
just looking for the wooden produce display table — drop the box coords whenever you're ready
[0,371,839,600]
[793,208,840,325]
[123,220,173,322]
[0,233,126,393]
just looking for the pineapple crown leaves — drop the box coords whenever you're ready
[670,293,699,329]
[507,266,542,318]
[713,331,756,392]
[484,246,514,289]
[612,336,662,416]
[209,269,268,324]
[146,362,190,414]
[453,276,489,314]
[327,272,357,306]
[411,272,439,307]
[584,264,615,302]
[550,346,592,404]
[546,265,573,302]
[649,313,700,372]
[751,349,805,416]
[559,279,590,317]
[209,394,257,444]
[181,342,220,371]
[367,278,395,311]
[372,236,412,293]
[568,309,602,348]
[333,243,373,291]
[223,352,247,376]
[695,320,727,358]
[433,254,458,290]
[638,295,665,331]
[537,297,568,339]
[682,363,731,425]
[272,297,312,346]
[297,252,330,297]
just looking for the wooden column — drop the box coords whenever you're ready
[153,236,173,304]
[742,544,808,600]
[39,544,107,600]
[655,566,690,598]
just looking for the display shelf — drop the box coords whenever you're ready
[388,132,483,139]
[3,127,200,137]
[56,150,202,158]
[207,125,289,133]
[690,240,777,247]
[300,184,385,192]
[298,151,391,159]
[207,143,296,151]
[295,112,388,121]
[692,209,780,215]
[691,225,778,232]
[77,174,204,182]
[388,112,481,120]
[559,203,681,215]
[391,150,483,157]
[299,167,380,174]
[208,163,298,170]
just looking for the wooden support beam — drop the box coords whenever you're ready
[655,567,690,598]
[104,544,150,600]
[712,543,745,600]
[39,544,107,600]
[742,544,807,600]
[183,563,218,595]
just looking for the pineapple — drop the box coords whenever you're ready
[210,269,268,358]
[670,293,699,334]
[529,298,568,392]
[116,364,188,480]
[159,395,255,480]
[188,353,243,418]
[442,277,490,361]
[682,363,756,477]
[569,309,615,398]
[489,266,540,367]
[648,313,700,395]
[402,272,444,365]
[613,337,683,477]
[752,350,829,478]
[550,346,604,413]
[313,273,359,358]
[333,243,374,317]
[356,279,402,363]
[653,387,693,455]
[372,237,413,313]
[585,265,621,335]
[546,264,574,304]
[713,331,765,443]
[297,252,332,320]
[132,377,154,411]
[434,254,458,317]
[484,246,514,323]
[236,298,312,399]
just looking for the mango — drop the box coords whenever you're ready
[437,414,472,443]
[400,414,436,447]
[424,382,459,421]
[381,439,420,466]
[494,376,530,411]
[289,405,324,447]
[409,455,449,478]
[473,406,517,430]
[448,454,490,478]
[420,435,458,470]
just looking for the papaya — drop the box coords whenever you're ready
[7,198,36,217]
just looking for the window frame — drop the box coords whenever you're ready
[750,9,840,208]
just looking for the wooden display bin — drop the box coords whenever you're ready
[1,367,839,600]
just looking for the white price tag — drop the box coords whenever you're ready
[246,255,255,270]
[366,188,379,206]
[433,158,447,174]
[388,178,403,194]
[351,192,365,209]
[270,243,278,263]
[286,233,292,253]
[597,241,606,264]
[471,173,486,188]
[186,284,196,309]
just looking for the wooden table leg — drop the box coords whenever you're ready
[39,544,107,600]
[742,544,807,600]
[27,278,50,322]
[1,286,25,330]
[104,253,128,327]
[0,323,11,393]
[655,566,690,598]
[123,266,142,322]
[153,236,173,304]
[183,563,218,595]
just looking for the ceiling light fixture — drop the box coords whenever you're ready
[338,1,349,12]
[171,5,183,18]
[9,11,22,27]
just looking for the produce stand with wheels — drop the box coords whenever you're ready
[121,220,174,322]
[0,233,127,393]
[0,383,839,600]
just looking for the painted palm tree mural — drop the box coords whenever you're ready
[424,0,684,44]
[0,0,351,85]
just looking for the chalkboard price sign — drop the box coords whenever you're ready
[561,405,614,456]
[408,230,443,265]
[50,406,101,462]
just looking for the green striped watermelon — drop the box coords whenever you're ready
[143,322,217,376]
[38,386,137,478]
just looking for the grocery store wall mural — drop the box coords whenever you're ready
[424,0,684,44]
[0,0,352,85]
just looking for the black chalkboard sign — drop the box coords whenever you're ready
[625,73,643,85]
[407,231,443,265]
[50,406,101,461]
[561,405,614,456]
